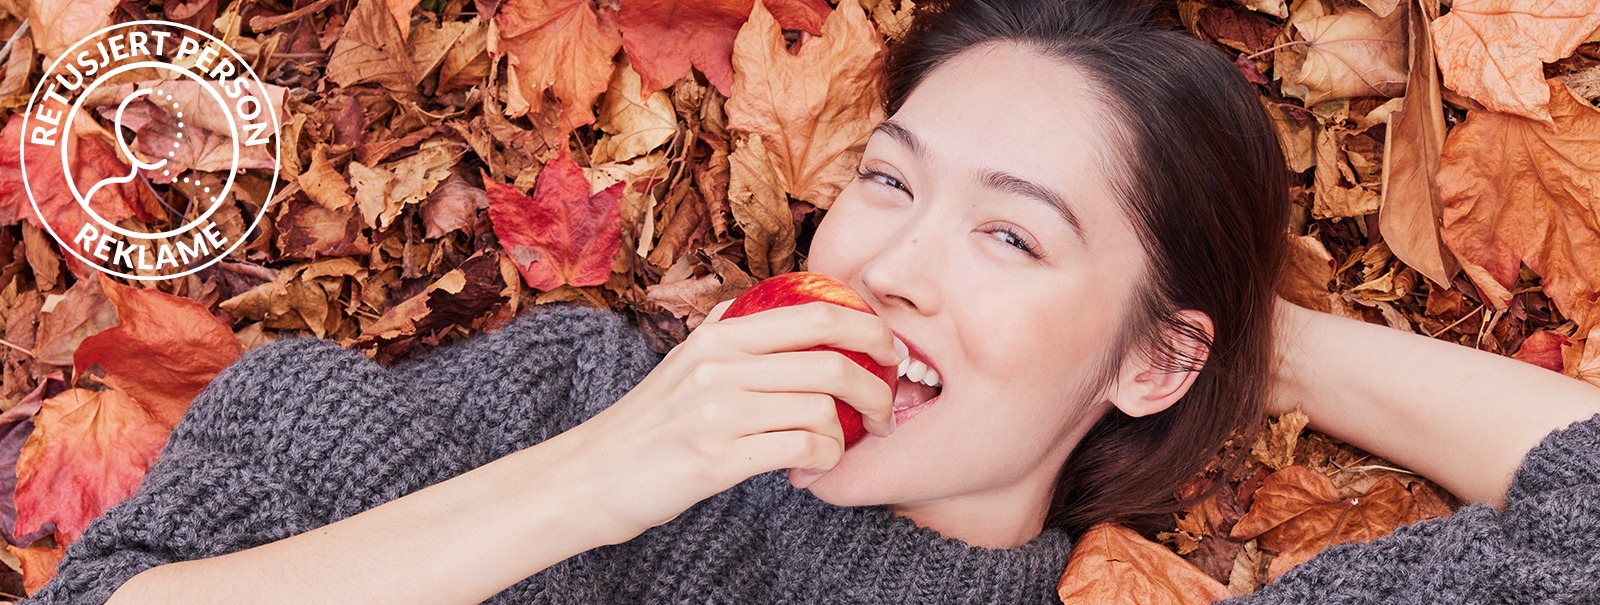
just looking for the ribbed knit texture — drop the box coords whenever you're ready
[23,303,1600,604]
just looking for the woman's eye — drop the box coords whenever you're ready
[988,226,1043,259]
[855,168,908,193]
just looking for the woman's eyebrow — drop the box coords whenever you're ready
[976,169,1086,243]
[872,118,1086,243]
[872,119,929,159]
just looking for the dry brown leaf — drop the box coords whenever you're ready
[727,134,793,279]
[348,138,463,230]
[1439,79,1600,332]
[25,0,117,63]
[1311,122,1381,218]
[1250,408,1311,470]
[1291,5,1407,105]
[593,60,679,164]
[1229,466,1416,581]
[725,0,885,210]
[1235,0,1288,19]
[328,0,422,91]
[1380,0,1458,289]
[299,145,356,211]
[1430,0,1600,122]
[1058,523,1231,604]
[31,275,115,366]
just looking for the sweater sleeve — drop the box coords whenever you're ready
[1220,411,1600,605]
[23,303,656,605]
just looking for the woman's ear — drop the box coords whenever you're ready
[1108,310,1214,418]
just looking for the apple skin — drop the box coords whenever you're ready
[719,272,899,448]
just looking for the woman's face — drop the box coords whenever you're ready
[802,43,1153,545]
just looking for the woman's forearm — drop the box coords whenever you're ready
[106,427,616,605]
[1272,301,1600,508]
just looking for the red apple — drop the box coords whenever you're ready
[720,272,898,448]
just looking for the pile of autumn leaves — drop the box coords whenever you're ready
[0,0,1596,601]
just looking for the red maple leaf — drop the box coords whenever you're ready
[73,275,245,428]
[484,150,625,291]
[618,0,832,95]
[14,386,170,545]
[0,115,149,244]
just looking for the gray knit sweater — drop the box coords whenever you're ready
[25,304,1600,604]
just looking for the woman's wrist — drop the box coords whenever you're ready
[1267,296,1322,418]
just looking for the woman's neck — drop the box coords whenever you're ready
[887,475,1055,549]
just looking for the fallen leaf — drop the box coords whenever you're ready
[328,0,422,91]
[0,375,65,549]
[1237,0,1288,19]
[1512,330,1571,372]
[484,150,625,291]
[357,251,508,351]
[1439,79,1600,332]
[421,170,489,239]
[1430,0,1600,122]
[494,0,622,136]
[1058,523,1231,604]
[1291,4,1407,105]
[1229,466,1415,581]
[348,138,463,229]
[727,134,794,279]
[31,275,116,366]
[26,0,118,63]
[1250,408,1311,470]
[6,542,64,595]
[618,0,832,95]
[73,275,244,428]
[1380,0,1458,289]
[0,115,145,249]
[14,386,170,544]
[726,0,885,210]
[593,60,679,164]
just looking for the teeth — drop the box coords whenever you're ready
[906,360,927,383]
[894,358,944,389]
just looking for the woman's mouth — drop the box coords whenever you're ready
[892,355,943,425]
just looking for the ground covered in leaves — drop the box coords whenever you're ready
[0,0,1597,601]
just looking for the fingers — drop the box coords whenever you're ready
[727,430,845,480]
[731,351,895,438]
[703,299,735,324]
[709,301,907,368]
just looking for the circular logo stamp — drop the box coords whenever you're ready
[19,20,281,280]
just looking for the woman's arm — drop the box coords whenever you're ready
[1270,299,1600,507]
[106,427,617,605]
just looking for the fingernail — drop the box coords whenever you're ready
[893,336,909,363]
[888,413,898,434]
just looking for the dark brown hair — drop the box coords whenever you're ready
[883,0,1290,537]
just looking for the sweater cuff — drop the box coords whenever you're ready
[1504,411,1600,505]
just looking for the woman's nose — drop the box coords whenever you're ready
[858,222,942,316]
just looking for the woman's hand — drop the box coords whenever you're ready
[565,300,907,545]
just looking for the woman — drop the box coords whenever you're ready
[30,0,1600,603]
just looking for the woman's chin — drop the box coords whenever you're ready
[790,464,897,507]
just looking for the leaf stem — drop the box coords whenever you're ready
[1245,40,1310,62]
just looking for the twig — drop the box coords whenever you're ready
[0,337,33,357]
[0,20,29,62]
[1427,303,1485,339]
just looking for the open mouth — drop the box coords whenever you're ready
[892,356,943,425]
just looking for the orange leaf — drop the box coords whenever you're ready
[1379,0,1458,288]
[1512,330,1573,373]
[617,0,831,95]
[6,542,65,596]
[493,0,623,136]
[329,0,422,90]
[1430,0,1600,122]
[1439,79,1600,332]
[1230,466,1416,581]
[14,387,171,544]
[483,150,625,291]
[0,115,147,247]
[1058,523,1230,604]
[72,275,244,428]
[726,0,885,210]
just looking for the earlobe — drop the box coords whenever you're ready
[1109,310,1215,418]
